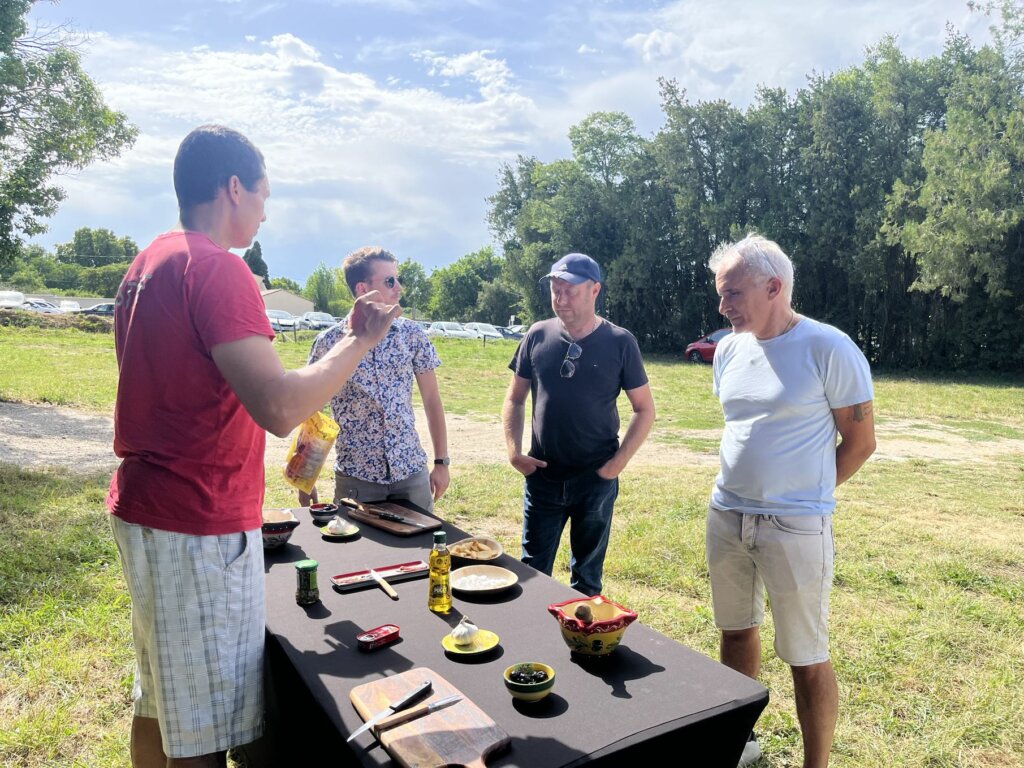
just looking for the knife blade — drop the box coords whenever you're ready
[373,509,428,528]
[347,679,433,742]
[374,694,462,733]
[339,497,428,528]
[368,568,399,600]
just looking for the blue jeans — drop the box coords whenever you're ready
[521,470,619,596]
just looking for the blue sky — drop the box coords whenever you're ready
[26,0,991,284]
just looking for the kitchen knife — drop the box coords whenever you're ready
[347,679,433,742]
[374,694,462,733]
[339,497,428,528]
[372,509,428,528]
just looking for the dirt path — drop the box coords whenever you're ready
[1,401,1021,473]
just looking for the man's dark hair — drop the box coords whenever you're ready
[173,125,266,213]
[343,246,397,295]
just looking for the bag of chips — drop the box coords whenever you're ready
[283,410,340,494]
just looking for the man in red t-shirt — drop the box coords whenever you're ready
[107,125,400,768]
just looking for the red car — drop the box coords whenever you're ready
[685,328,732,363]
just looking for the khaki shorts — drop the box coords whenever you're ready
[110,515,265,758]
[706,506,835,666]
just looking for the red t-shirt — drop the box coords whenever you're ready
[106,231,274,535]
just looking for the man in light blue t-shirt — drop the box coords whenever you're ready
[706,235,876,768]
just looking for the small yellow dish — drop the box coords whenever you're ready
[320,520,359,539]
[441,629,500,655]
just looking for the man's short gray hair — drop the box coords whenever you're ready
[708,234,794,303]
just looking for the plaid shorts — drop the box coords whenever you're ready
[110,515,265,758]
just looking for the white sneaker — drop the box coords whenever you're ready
[737,733,761,767]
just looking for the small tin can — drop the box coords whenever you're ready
[356,624,401,651]
[295,559,320,605]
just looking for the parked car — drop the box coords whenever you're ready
[0,290,25,308]
[22,298,63,313]
[462,322,503,340]
[426,321,476,339]
[266,309,299,331]
[685,328,732,363]
[298,311,335,330]
[59,300,81,312]
[498,325,524,340]
[82,302,115,316]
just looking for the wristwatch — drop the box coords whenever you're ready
[434,457,450,466]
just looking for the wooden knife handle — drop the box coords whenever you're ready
[374,702,430,732]
[370,571,399,599]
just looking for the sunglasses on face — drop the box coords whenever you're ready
[560,341,583,378]
[380,276,400,288]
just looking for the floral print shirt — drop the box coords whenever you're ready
[308,316,441,484]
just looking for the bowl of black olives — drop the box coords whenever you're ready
[503,662,555,703]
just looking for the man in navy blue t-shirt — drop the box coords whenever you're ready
[502,252,655,595]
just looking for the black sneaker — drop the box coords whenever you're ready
[737,731,761,767]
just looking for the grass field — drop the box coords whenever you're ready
[1,325,1022,767]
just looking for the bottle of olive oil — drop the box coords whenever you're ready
[428,531,452,614]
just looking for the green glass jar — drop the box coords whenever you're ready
[295,559,320,605]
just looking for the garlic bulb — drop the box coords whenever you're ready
[450,616,479,646]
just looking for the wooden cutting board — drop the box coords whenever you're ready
[342,500,441,536]
[350,667,509,768]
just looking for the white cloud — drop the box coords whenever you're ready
[33,30,546,273]
[577,44,599,55]
[413,49,517,100]
[264,33,320,63]
[624,29,683,63]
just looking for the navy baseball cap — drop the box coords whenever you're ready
[543,252,602,285]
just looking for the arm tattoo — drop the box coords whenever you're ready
[852,401,873,423]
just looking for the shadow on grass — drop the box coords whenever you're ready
[0,462,114,606]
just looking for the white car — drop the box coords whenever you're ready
[22,298,63,313]
[59,300,81,312]
[426,321,476,339]
[266,309,298,331]
[0,290,26,308]
[298,311,335,330]
[463,322,503,340]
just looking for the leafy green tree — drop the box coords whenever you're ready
[304,262,336,312]
[0,3,138,268]
[889,41,1024,369]
[429,247,503,321]
[569,112,643,187]
[473,280,521,326]
[243,241,270,288]
[269,276,302,293]
[55,227,137,267]
[398,258,431,316]
[78,262,129,296]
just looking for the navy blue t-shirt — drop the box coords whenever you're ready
[509,318,649,479]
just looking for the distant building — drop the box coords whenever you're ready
[260,288,313,316]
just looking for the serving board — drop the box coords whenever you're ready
[331,560,429,593]
[350,667,509,768]
[341,499,442,536]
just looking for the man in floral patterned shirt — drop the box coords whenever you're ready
[300,247,449,512]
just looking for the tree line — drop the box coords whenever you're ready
[3,1,1022,369]
[487,5,1024,371]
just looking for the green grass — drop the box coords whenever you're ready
[1,326,1023,767]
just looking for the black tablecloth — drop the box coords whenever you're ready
[248,506,768,767]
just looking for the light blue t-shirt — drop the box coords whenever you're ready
[711,318,874,515]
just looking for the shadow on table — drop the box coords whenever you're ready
[248,622,421,767]
[262,540,314,572]
[570,645,666,699]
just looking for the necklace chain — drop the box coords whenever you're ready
[562,315,600,341]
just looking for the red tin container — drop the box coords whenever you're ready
[356,624,401,651]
